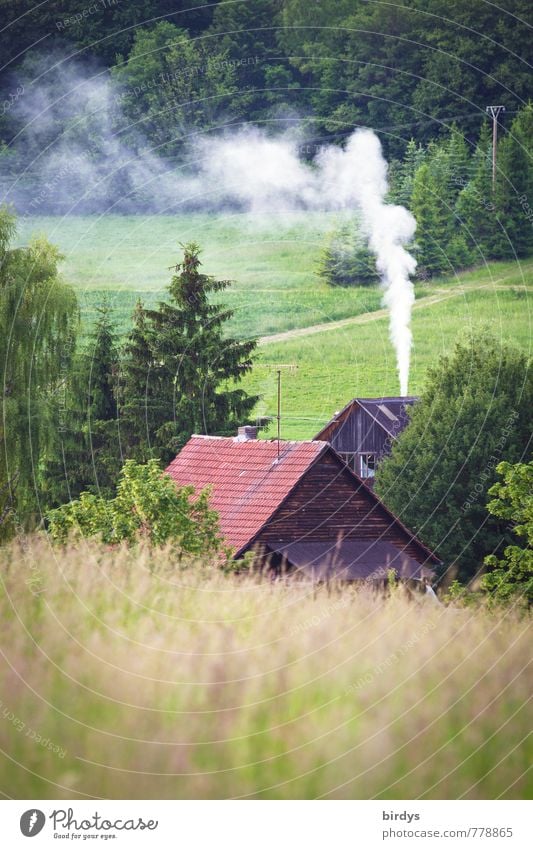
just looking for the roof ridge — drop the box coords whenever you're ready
[189,434,327,447]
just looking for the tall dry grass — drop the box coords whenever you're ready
[0,536,530,799]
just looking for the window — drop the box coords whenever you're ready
[339,452,358,472]
[359,453,376,478]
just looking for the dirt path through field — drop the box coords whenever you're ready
[258,274,533,346]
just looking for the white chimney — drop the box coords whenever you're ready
[236,426,258,441]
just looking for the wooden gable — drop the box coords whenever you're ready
[253,447,435,566]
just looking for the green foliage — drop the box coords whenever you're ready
[47,458,222,553]
[44,298,121,508]
[455,124,508,262]
[0,206,79,536]
[410,130,477,278]
[374,332,533,584]
[120,243,260,463]
[496,104,533,258]
[208,0,294,120]
[0,2,214,73]
[442,579,480,608]
[482,460,533,607]
[318,224,379,287]
[388,139,426,207]
[282,0,531,155]
[111,22,238,155]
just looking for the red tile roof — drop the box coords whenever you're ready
[165,436,327,554]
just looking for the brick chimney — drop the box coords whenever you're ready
[236,425,258,441]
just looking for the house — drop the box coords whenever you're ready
[165,427,439,583]
[314,396,418,483]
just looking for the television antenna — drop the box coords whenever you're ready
[260,363,298,458]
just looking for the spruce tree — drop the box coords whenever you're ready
[117,299,161,463]
[497,104,533,258]
[390,138,426,207]
[317,223,379,287]
[411,159,452,277]
[455,123,509,261]
[140,244,260,463]
[84,298,121,495]
[44,298,120,507]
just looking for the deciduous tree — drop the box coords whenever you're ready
[374,332,533,584]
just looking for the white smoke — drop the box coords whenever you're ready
[3,61,417,392]
[316,132,417,395]
[190,129,417,393]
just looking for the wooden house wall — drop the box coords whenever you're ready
[255,450,429,564]
[328,406,391,456]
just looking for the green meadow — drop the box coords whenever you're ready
[1,539,530,800]
[17,212,378,338]
[17,215,533,439]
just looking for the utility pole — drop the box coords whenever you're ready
[486,105,505,189]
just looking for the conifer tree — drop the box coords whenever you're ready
[117,299,161,463]
[44,298,120,507]
[136,244,260,463]
[497,104,533,258]
[390,138,426,207]
[411,159,452,277]
[317,223,379,287]
[455,123,509,261]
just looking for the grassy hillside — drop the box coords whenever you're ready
[0,539,530,800]
[17,212,379,338]
[249,262,533,439]
[16,216,533,439]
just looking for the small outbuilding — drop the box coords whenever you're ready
[314,396,418,483]
[165,430,439,583]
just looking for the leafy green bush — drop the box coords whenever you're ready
[47,459,222,554]
[482,460,533,607]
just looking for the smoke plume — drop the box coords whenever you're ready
[2,61,417,392]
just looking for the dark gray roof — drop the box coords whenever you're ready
[354,397,417,438]
[314,396,418,442]
[270,539,433,581]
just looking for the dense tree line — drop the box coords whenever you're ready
[320,105,533,285]
[1,1,530,155]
